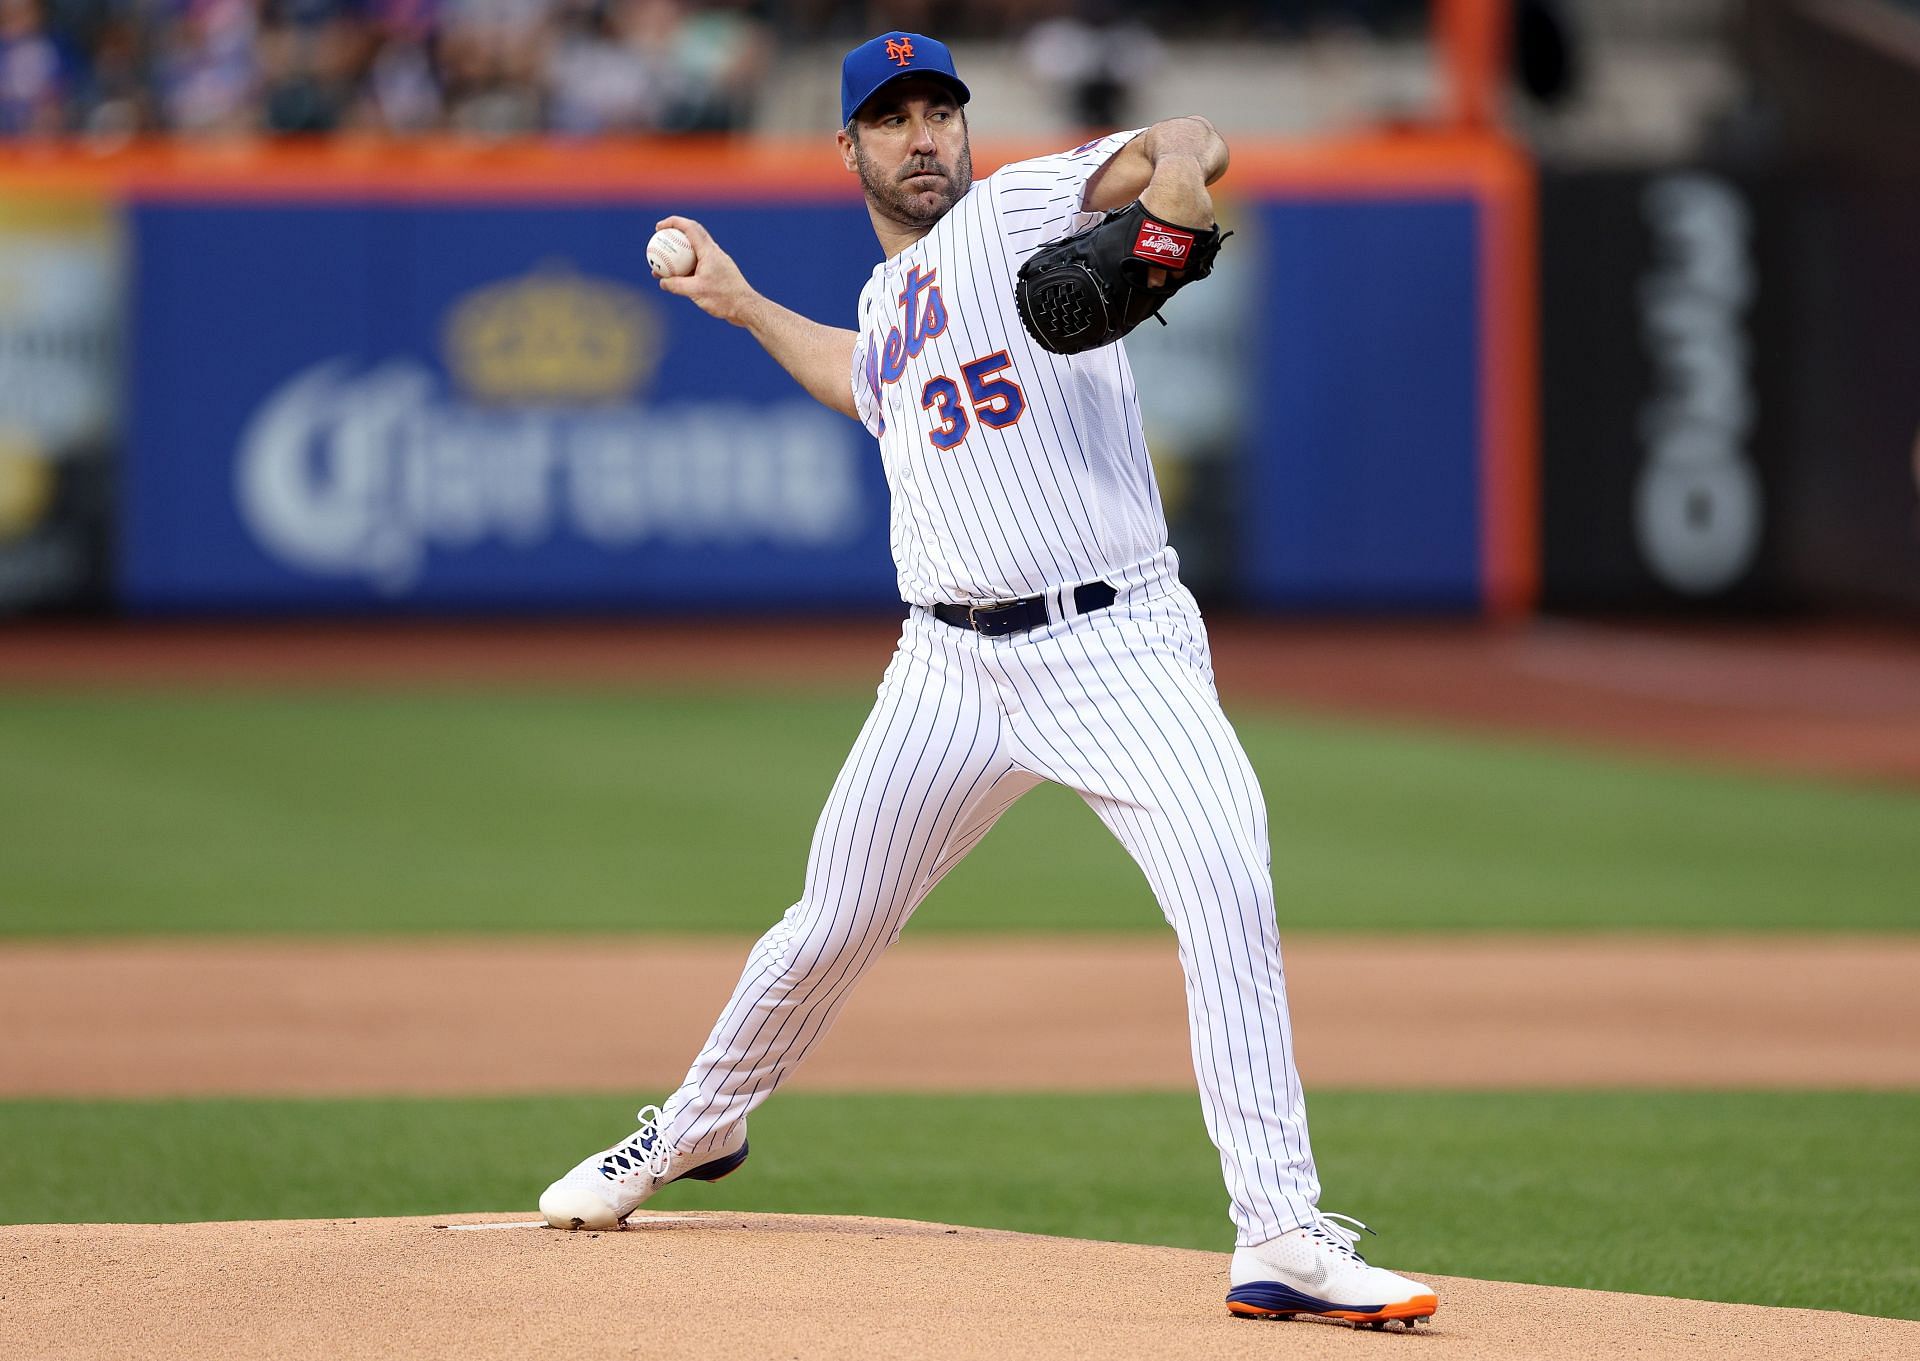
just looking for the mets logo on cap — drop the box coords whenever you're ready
[885,36,913,66]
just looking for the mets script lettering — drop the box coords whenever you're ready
[878,266,949,385]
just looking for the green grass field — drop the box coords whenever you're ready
[4,1091,1916,1319]
[3,690,1916,934]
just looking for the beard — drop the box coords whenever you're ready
[855,135,974,231]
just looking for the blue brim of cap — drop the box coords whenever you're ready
[844,71,971,126]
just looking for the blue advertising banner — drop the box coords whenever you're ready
[119,183,1499,613]
[1236,196,1484,610]
[123,198,897,610]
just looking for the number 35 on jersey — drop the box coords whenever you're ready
[866,265,1027,451]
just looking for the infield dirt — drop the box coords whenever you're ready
[4,934,1918,1096]
[10,1213,1917,1361]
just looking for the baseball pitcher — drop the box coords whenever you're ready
[539,30,1437,1330]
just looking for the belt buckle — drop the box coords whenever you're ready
[967,598,1021,633]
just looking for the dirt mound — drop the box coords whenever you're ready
[7,1212,1911,1360]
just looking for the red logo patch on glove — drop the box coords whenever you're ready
[1131,219,1195,267]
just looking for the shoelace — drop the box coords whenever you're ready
[1306,1211,1378,1263]
[597,1103,673,1181]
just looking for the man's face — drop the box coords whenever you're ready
[838,81,973,231]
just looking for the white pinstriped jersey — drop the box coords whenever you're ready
[850,129,1167,608]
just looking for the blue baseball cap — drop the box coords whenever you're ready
[840,32,971,127]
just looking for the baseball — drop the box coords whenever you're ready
[647,227,695,279]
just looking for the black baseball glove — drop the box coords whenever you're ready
[1015,200,1230,356]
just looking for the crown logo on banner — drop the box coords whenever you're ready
[443,263,658,403]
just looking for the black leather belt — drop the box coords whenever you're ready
[932,581,1118,638]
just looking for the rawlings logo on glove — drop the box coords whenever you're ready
[1133,222,1195,265]
[1015,200,1229,356]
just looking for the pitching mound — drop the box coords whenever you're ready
[8,1213,1913,1360]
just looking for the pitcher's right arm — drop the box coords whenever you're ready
[652,215,858,421]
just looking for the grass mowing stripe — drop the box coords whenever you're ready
[2,692,1916,934]
[1,1091,1914,1320]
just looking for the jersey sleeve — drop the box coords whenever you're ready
[849,287,885,439]
[989,129,1147,254]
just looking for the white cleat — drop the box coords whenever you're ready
[1226,1211,1438,1328]
[539,1104,750,1230]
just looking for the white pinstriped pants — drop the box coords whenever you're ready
[659,553,1320,1245]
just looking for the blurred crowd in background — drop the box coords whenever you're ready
[0,0,1427,139]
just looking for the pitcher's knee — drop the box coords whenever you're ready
[1163,872,1279,943]
[764,904,889,994]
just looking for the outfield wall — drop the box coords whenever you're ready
[0,134,1535,617]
